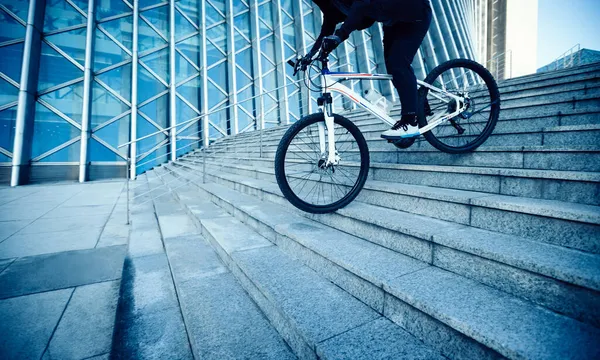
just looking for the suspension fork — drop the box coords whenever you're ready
[317,93,338,166]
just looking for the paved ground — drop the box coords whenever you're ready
[0,180,129,360]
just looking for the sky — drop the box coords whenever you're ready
[537,0,600,68]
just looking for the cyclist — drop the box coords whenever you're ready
[302,0,432,139]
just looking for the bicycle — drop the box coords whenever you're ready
[275,49,500,214]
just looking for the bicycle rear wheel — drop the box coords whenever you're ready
[418,59,501,154]
[274,113,370,214]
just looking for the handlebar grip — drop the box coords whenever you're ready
[287,60,296,68]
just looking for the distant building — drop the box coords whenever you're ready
[472,0,539,80]
[537,48,600,73]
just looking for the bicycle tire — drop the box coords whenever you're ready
[418,59,501,154]
[275,113,370,214]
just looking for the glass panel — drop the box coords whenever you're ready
[71,0,89,13]
[175,139,196,157]
[207,61,227,87]
[96,0,131,20]
[38,42,82,91]
[236,47,252,74]
[0,42,24,83]
[235,67,251,90]
[207,25,226,52]
[90,82,129,128]
[174,8,196,40]
[45,27,87,66]
[0,78,19,106]
[258,2,273,23]
[234,28,249,51]
[209,0,225,15]
[281,11,293,27]
[0,9,26,43]
[37,139,80,162]
[141,47,169,83]
[0,152,10,162]
[101,15,134,50]
[93,28,131,71]
[138,16,167,52]
[178,0,199,25]
[39,81,85,124]
[175,52,196,84]
[260,35,275,62]
[237,109,253,132]
[135,146,166,174]
[261,53,274,74]
[137,66,167,104]
[0,106,17,153]
[206,81,225,109]
[208,110,227,138]
[237,86,254,114]
[176,97,196,124]
[140,5,169,38]
[89,138,122,161]
[176,76,200,109]
[139,0,166,7]
[205,4,223,27]
[282,0,294,14]
[259,19,271,38]
[283,25,296,48]
[206,41,224,64]
[234,12,250,38]
[93,115,130,156]
[95,63,132,102]
[3,0,29,23]
[232,0,248,14]
[139,94,168,128]
[31,103,80,158]
[43,0,86,32]
[177,35,199,67]
[137,118,167,153]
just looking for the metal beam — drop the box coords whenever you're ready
[78,0,96,182]
[199,0,209,146]
[225,0,238,134]
[249,0,264,131]
[11,0,46,186]
[169,0,176,160]
[129,0,139,179]
[292,0,311,115]
[272,0,290,125]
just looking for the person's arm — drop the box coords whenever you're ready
[335,0,371,40]
[308,14,337,56]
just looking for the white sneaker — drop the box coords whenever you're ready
[381,122,420,140]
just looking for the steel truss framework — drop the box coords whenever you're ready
[1,0,481,185]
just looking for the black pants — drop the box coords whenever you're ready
[383,8,432,116]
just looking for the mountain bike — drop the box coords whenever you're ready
[275,49,500,214]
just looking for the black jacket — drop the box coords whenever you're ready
[310,0,430,53]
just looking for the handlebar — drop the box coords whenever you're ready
[287,49,330,76]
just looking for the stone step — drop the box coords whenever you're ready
[219,123,600,151]
[167,162,600,327]
[161,166,600,359]
[177,158,600,253]
[153,168,444,360]
[183,153,600,206]
[497,62,600,89]
[219,96,600,148]
[196,144,600,172]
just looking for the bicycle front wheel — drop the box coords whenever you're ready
[418,59,501,154]
[274,113,370,214]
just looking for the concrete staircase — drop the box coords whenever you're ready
[144,63,600,359]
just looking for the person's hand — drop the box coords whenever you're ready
[322,35,342,54]
[300,53,313,71]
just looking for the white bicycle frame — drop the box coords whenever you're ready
[317,70,467,166]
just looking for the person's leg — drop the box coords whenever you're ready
[381,12,432,139]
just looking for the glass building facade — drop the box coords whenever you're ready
[1,0,479,185]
